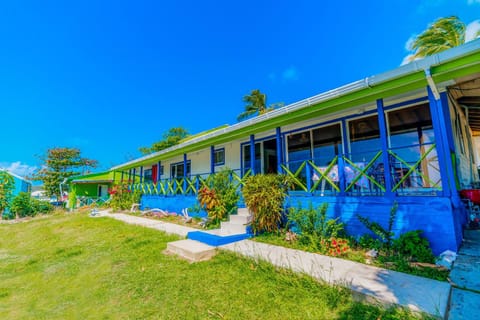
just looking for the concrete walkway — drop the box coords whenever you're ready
[448,230,480,320]
[98,211,450,318]
[95,211,197,237]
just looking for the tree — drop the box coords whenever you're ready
[139,127,190,155]
[0,170,15,216]
[237,89,283,121]
[32,148,98,199]
[408,16,467,61]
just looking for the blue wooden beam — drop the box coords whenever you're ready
[210,145,215,174]
[183,153,188,191]
[338,119,348,195]
[276,127,283,174]
[428,86,450,196]
[139,166,143,184]
[250,134,256,175]
[157,161,161,182]
[132,168,136,190]
[377,98,394,197]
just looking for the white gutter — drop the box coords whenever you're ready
[112,39,480,170]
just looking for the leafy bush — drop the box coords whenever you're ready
[10,192,54,218]
[287,202,348,255]
[10,192,35,217]
[109,184,141,211]
[392,230,435,263]
[356,202,397,251]
[242,174,291,233]
[0,171,15,216]
[198,169,239,225]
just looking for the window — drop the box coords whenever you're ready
[387,103,439,192]
[170,161,191,179]
[348,115,380,162]
[144,169,153,182]
[214,148,225,166]
[312,123,342,166]
[242,143,261,175]
[287,131,312,164]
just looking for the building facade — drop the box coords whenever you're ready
[111,40,480,254]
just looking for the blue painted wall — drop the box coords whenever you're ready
[142,192,464,255]
[12,175,31,197]
[286,194,464,255]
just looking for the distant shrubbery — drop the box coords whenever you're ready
[109,184,141,211]
[7,192,54,218]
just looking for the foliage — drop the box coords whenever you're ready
[242,174,290,233]
[109,184,141,211]
[237,89,284,121]
[0,214,425,319]
[31,147,98,199]
[392,230,435,263]
[139,127,189,155]
[356,202,397,251]
[0,170,15,215]
[287,202,348,255]
[408,16,470,61]
[68,189,77,209]
[198,169,239,225]
[10,192,54,218]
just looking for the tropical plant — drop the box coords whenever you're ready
[237,89,283,121]
[109,184,141,211]
[407,16,476,61]
[0,170,15,216]
[198,169,239,225]
[356,202,397,251]
[392,230,435,263]
[139,127,190,155]
[242,174,291,233]
[287,202,347,254]
[10,192,54,218]
[31,147,98,199]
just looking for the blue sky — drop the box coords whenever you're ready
[1,0,479,177]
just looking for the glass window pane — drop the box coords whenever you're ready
[287,131,312,163]
[349,115,381,162]
[312,123,342,166]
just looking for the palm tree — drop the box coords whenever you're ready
[237,89,283,121]
[408,16,466,61]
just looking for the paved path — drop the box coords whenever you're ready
[95,211,197,237]
[448,230,480,320]
[98,211,450,318]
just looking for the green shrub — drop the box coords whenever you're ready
[287,202,347,254]
[10,192,35,217]
[109,184,141,211]
[242,174,291,233]
[0,171,15,216]
[10,192,54,218]
[198,169,239,225]
[392,230,435,263]
[356,202,397,251]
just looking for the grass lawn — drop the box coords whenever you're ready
[0,213,431,319]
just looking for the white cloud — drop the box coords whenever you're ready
[0,161,37,178]
[467,0,480,4]
[466,20,480,41]
[404,35,416,51]
[282,66,299,81]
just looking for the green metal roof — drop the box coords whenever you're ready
[112,39,480,171]
[68,171,115,184]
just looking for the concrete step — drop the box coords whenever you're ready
[237,208,252,216]
[165,239,216,262]
[220,221,247,234]
[229,214,252,225]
